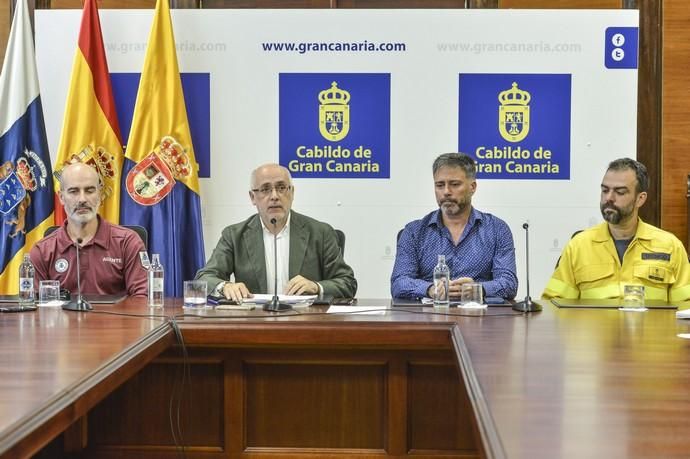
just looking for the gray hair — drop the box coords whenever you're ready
[432,153,477,179]
[249,163,292,189]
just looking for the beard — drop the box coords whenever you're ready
[440,197,470,216]
[600,202,633,224]
[68,205,97,224]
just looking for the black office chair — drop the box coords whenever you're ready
[334,229,345,256]
[554,230,584,268]
[44,224,149,249]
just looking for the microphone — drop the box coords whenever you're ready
[512,222,541,313]
[264,218,291,312]
[62,237,93,311]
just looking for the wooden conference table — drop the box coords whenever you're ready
[1,298,690,458]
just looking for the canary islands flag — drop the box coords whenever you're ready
[0,0,54,294]
[53,0,124,225]
[120,0,204,296]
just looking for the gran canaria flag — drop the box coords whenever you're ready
[53,0,123,225]
[120,0,204,296]
[0,0,54,293]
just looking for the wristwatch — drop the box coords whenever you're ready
[214,281,227,296]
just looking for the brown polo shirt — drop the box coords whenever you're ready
[30,217,147,297]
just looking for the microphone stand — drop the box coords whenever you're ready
[513,223,541,313]
[62,237,93,311]
[264,218,291,312]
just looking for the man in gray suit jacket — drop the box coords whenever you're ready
[195,163,357,303]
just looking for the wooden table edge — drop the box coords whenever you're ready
[0,320,174,458]
[450,325,507,459]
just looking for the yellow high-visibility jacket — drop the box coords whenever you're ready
[543,220,690,302]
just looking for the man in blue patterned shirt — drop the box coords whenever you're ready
[391,153,518,300]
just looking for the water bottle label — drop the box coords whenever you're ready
[19,278,33,292]
[151,278,164,291]
[139,251,151,269]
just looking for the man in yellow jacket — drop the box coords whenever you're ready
[543,158,690,302]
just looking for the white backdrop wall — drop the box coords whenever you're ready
[35,9,639,298]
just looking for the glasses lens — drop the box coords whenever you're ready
[256,184,290,196]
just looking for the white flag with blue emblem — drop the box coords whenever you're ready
[0,0,54,293]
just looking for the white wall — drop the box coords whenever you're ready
[35,9,638,298]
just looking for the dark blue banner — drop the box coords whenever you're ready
[459,73,571,180]
[279,73,390,179]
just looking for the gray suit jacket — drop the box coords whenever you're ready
[195,211,357,298]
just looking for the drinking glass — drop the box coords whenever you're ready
[183,280,207,308]
[460,282,484,308]
[38,280,60,305]
[620,284,646,311]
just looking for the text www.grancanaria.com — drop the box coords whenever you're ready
[261,40,406,54]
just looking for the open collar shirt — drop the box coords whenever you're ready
[391,207,518,299]
[260,213,291,295]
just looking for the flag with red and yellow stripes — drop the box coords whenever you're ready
[53,0,123,225]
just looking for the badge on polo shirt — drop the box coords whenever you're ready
[55,258,69,273]
[139,251,151,269]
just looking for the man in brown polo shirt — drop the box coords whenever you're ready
[30,162,147,297]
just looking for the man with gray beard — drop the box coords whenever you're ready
[30,162,147,297]
[543,158,690,301]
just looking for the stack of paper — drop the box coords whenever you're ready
[243,294,317,308]
[676,309,690,319]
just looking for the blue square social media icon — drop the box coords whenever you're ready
[605,27,638,69]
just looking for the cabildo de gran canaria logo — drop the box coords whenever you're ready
[319,82,350,142]
[498,82,530,142]
[279,73,390,179]
[459,73,571,180]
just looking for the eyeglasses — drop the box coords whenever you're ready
[251,183,292,197]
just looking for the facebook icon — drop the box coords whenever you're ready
[605,27,638,69]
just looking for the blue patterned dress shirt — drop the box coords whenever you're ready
[391,207,518,299]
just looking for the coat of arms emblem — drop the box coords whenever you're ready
[498,82,531,143]
[319,81,351,142]
[126,136,191,206]
[54,144,119,202]
[0,151,48,237]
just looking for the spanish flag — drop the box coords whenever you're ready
[120,0,205,296]
[53,0,123,225]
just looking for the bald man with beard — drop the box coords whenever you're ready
[30,162,147,297]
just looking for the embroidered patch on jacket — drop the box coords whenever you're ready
[648,266,666,282]
[641,252,670,261]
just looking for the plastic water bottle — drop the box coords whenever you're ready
[18,254,35,308]
[433,255,450,308]
[148,254,164,308]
